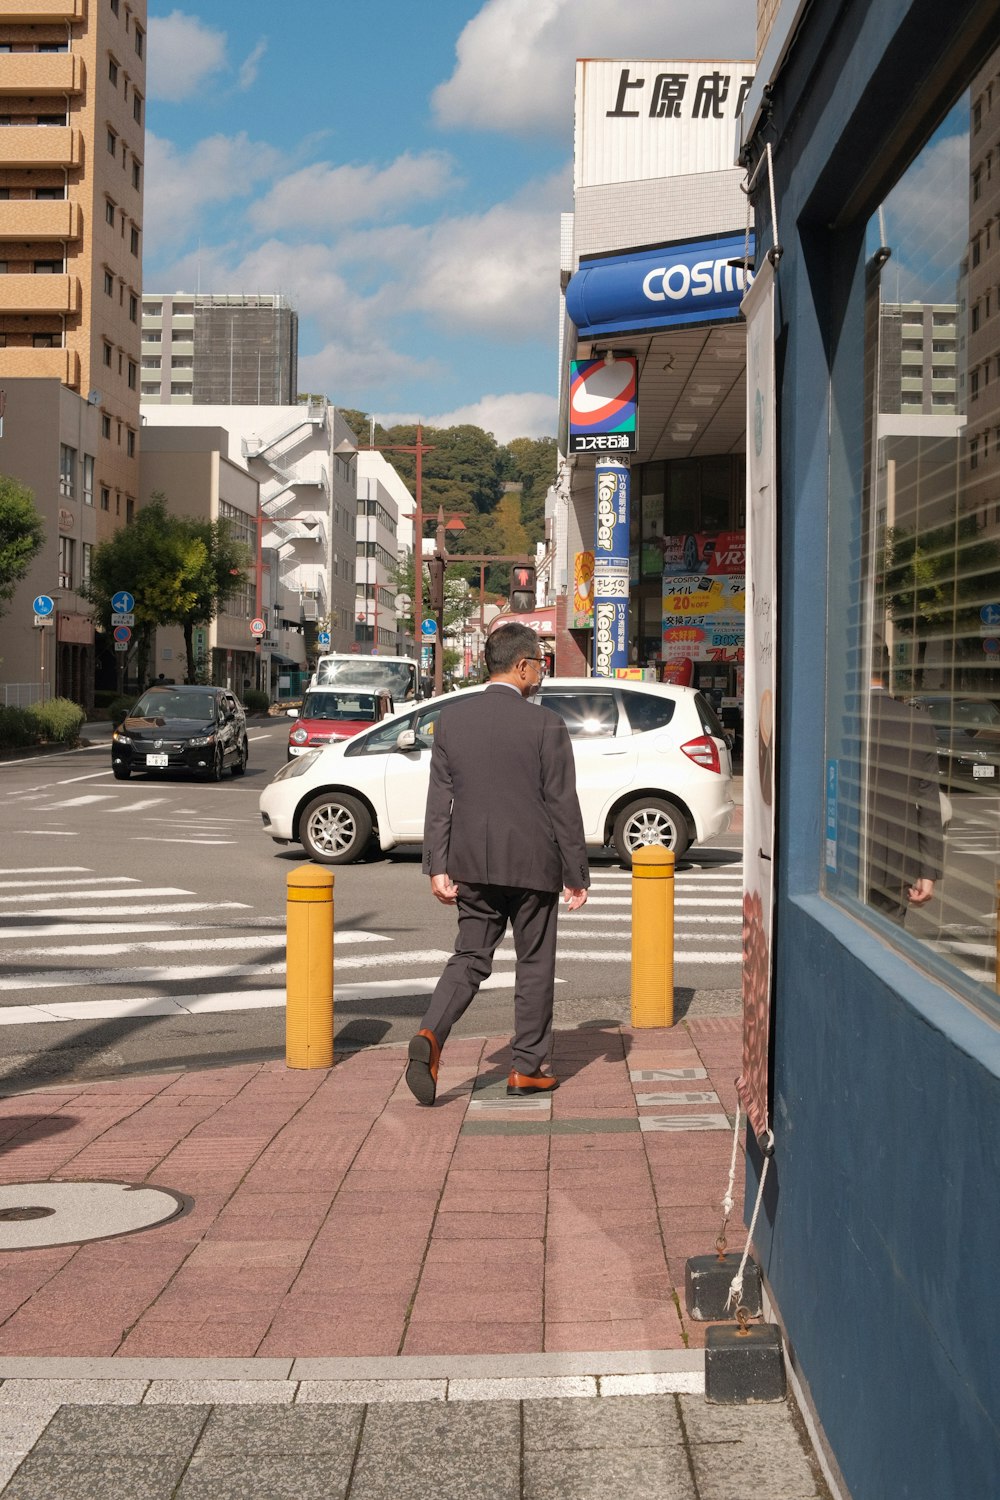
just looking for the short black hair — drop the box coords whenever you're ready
[485,622,540,676]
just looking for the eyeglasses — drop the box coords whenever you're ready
[521,656,545,673]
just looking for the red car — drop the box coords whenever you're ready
[287,689,394,758]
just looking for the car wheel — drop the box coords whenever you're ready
[208,745,225,782]
[112,764,131,780]
[612,797,690,866]
[683,534,700,571]
[231,738,248,776]
[299,793,372,864]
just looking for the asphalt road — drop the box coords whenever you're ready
[0,720,744,1090]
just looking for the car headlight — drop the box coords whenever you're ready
[290,727,309,744]
[112,731,131,745]
[187,733,216,748]
[271,750,320,781]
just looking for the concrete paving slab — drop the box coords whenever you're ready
[522,1447,696,1500]
[177,1454,349,1499]
[522,1392,685,1449]
[351,1400,520,1500]
[0,1379,148,1406]
[447,1376,596,1401]
[296,1379,447,1404]
[193,1404,363,1458]
[142,1380,295,1405]
[29,1402,210,1456]
[0,1453,190,1500]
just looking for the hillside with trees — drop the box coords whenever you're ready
[339,412,556,594]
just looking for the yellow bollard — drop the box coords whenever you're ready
[631,845,675,1028]
[286,865,334,1069]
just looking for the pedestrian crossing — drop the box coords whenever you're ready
[0,859,745,1027]
[3,771,258,846]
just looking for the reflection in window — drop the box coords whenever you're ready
[826,56,1000,1023]
[542,691,619,737]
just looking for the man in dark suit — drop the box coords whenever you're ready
[405,622,590,1106]
[867,669,944,924]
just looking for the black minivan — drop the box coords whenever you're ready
[112,685,248,780]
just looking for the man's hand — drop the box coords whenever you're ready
[430,873,459,905]
[563,887,588,911]
[907,878,934,906]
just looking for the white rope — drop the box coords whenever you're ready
[765,143,779,252]
[727,1129,775,1312]
[720,1099,742,1225]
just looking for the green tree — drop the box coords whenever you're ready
[881,516,1000,689]
[503,436,557,540]
[0,474,45,618]
[391,550,477,638]
[83,496,250,685]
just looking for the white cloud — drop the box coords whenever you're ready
[335,170,569,341]
[433,0,756,134]
[880,131,969,302]
[238,39,268,92]
[249,151,460,234]
[143,132,286,250]
[403,392,558,442]
[300,341,441,403]
[147,11,227,103]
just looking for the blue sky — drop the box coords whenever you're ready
[144,1,755,440]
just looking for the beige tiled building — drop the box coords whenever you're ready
[0,0,146,544]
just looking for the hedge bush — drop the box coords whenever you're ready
[242,689,270,715]
[0,705,38,749]
[108,695,135,725]
[26,697,86,745]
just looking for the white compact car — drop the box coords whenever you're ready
[259,678,734,866]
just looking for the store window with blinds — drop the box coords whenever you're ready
[825,50,1000,1024]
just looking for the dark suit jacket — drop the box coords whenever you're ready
[867,690,944,898]
[421,684,590,893]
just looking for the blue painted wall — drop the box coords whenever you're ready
[745,0,1000,1493]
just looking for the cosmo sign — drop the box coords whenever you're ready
[566,233,754,337]
[568,357,637,453]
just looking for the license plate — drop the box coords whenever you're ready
[972,764,995,778]
[289,746,307,756]
[146,753,169,768]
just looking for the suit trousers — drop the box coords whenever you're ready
[420,883,559,1076]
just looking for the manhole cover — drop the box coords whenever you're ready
[0,1181,190,1250]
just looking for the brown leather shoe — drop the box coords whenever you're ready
[507,1070,559,1096]
[405,1029,441,1105]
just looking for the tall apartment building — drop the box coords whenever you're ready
[0,0,145,541]
[966,58,1000,533]
[0,0,146,705]
[141,292,298,406]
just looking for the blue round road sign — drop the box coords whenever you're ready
[32,594,54,617]
[111,590,135,614]
[113,625,131,643]
[420,618,438,637]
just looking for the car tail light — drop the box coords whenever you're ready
[680,734,721,773]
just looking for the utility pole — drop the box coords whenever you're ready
[358,423,435,681]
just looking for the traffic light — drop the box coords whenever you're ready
[509,564,536,613]
[427,555,445,613]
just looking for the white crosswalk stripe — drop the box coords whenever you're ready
[0,857,745,1024]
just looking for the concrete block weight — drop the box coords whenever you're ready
[685,1253,762,1321]
[705,1321,786,1403]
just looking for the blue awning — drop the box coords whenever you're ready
[566,231,755,338]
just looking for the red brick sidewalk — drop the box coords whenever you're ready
[0,1020,746,1361]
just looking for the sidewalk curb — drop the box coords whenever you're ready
[0,1351,704,1383]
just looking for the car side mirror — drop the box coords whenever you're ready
[396,728,417,751]
[286,708,299,719]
